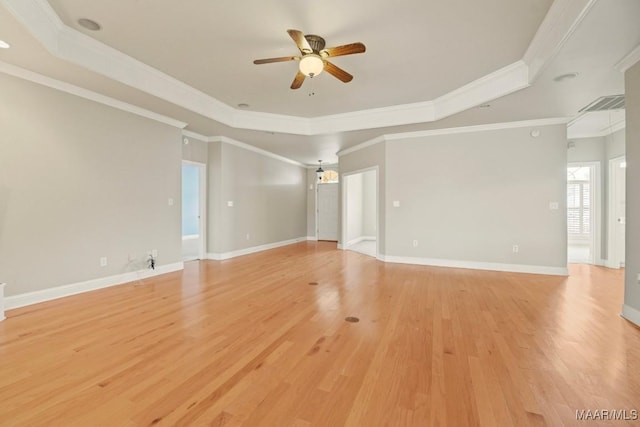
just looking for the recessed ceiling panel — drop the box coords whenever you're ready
[47,0,553,116]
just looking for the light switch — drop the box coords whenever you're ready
[393,201,400,208]
[168,198,174,206]
[227,201,234,207]
[549,202,559,210]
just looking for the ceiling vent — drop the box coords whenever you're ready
[579,95,625,113]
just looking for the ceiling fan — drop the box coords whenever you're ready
[253,29,366,89]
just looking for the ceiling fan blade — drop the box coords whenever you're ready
[287,29,313,53]
[321,42,366,58]
[324,61,353,83]
[253,56,299,64]
[291,71,306,89]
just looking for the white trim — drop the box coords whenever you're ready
[379,255,568,276]
[306,236,318,241]
[338,118,570,157]
[338,136,386,158]
[615,43,640,73]
[345,236,377,247]
[0,283,5,321]
[207,237,307,261]
[567,114,626,139]
[210,136,305,168]
[341,167,381,259]
[433,61,530,120]
[621,304,640,328]
[1,0,593,136]
[306,163,339,169]
[182,160,207,261]
[0,61,188,129]
[523,0,598,81]
[607,156,626,269]
[182,130,209,142]
[4,262,184,311]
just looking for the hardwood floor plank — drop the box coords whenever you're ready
[0,243,639,426]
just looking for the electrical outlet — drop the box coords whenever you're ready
[152,249,158,258]
[512,245,519,253]
[168,198,174,206]
[100,257,107,267]
[637,273,640,284]
[227,201,234,207]
[412,240,418,247]
[246,234,250,240]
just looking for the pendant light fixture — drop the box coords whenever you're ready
[316,160,324,182]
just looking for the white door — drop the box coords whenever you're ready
[612,157,626,267]
[318,183,339,241]
[182,162,206,261]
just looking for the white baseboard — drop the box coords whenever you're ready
[345,235,377,247]
[207,237,307,261]
[337,243,344,250]
[0,283,5,321]
[4,262,184,311]
[379,255,568,276]
[306,236,318,241]
[605,260,623,269]
[621,304,640,328]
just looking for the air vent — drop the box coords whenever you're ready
[579,95,625,113]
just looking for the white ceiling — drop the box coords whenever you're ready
[0,0,638,164]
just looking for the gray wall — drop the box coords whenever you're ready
[0,73,182,297]
[624,61,640,320]
[385,125,568,268]
[568,136,605,162]
[362,170,377,237]
[182,136,209,164]
[606,129,626,159]
[210,143,307,254]
[339,143,386,253]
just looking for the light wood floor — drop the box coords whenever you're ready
[1,242,639,426]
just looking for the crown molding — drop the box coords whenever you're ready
[523,0,598,81]
[567,119,626,139]
[209,136,306,168]
[337,136,386,157]
[0,60,188,128]
[433,61,530,119]
[615,43,640,73]
[338,117,570,157]
[181,130,209,142]
[2,0,595,135]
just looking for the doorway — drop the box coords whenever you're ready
[182,161,206,261]
[567,163,600,264]
[317,183,339,241]
[608,156,626,268]
[342,168,378,258]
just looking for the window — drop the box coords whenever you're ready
[567,167,590,236]
[319,170,339,183]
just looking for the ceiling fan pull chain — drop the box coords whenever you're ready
[308,76,316,96]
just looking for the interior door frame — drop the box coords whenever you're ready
[317,182,339,241]
[182,160,207,261]
[567,161,601,265]
[341,166,380,259]
[607,156,625,269]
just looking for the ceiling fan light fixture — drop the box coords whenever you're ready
[299,54,324,77]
